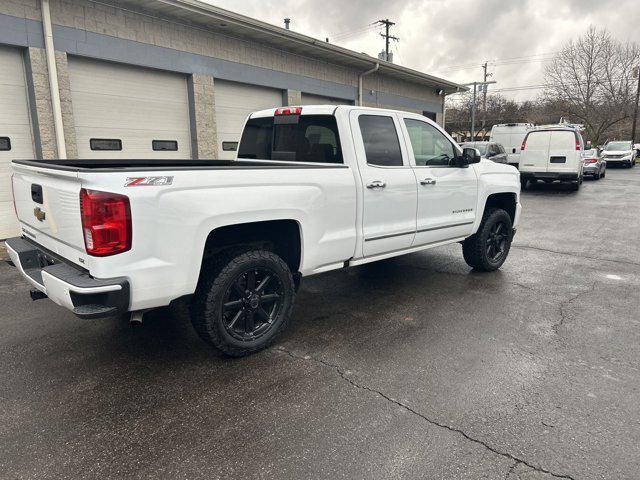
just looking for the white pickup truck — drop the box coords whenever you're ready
[6,105,521,356]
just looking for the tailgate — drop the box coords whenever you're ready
[11,163,87,265]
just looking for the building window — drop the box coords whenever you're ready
[90,139,122,151]
[222,141,239,152]
[423,111,437,122]
[152,140,178,151]
[0,137,11,151]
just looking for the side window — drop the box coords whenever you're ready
[358,115,403,167]
[404,119,455,166]
[0,137,11,151]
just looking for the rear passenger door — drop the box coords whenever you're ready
[350,110,417,257]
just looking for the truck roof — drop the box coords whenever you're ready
[249,105,424,118]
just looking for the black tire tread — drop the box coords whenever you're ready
[462,208,513,272]
[190,249,295,357]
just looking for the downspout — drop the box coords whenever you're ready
[358,62,379,106]
[41,0,66,159]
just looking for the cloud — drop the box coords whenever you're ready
[204,0,640,101]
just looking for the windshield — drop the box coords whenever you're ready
[605,142,631,151]
[581,149,597,157]
[462,143,488,155]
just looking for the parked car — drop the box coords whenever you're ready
[6,105,521,357]
[489,123,535,168]
[460,141,509,164]
[519,127,585,191]
[601,141,636,168]
[581,148,606,180]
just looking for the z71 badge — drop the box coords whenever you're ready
[124,176,173,187]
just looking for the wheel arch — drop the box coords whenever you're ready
[200,219,303,276]
[482,192,517,224]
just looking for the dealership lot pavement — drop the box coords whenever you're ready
[1,168,639,480]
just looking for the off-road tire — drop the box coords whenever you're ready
[462,208,513,272]
[190,249,295,357]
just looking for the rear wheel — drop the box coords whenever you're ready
[462,208,513,272]
[191,250,295,357]
[594,171,600,180]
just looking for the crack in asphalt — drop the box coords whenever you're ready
[554,282,598,335]
[512,244,640,268]
[276,347,577,480]
[504,460,521,480]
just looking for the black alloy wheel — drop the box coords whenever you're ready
[485,220,509,264]
[222,267,284,341]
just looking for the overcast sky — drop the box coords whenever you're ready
[205,0,640,102]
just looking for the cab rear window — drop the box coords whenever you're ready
[238,115,343,164]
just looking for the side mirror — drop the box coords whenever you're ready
[461,147,481,166]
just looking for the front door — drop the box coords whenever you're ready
[400,115,477,246]
[350,111,417,257]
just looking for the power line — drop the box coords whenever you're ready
[435,52,560,73]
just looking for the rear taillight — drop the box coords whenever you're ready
[521,138,527,151]
[275,106,302,115]
[80,188,131,256]
[583,158,598,164]
[575,138,581,151]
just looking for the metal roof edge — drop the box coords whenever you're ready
[153,0,467,92]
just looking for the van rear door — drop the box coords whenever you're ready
[547,130,578,173]
[521,131,550,172]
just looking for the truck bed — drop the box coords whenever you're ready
[12,159,348,172]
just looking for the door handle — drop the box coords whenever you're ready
[420,178,437,186]
[366,180,386,189]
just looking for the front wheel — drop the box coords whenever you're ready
[462,209,513,271]
[191,250,296,357]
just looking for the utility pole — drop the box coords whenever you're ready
[631,66,640,144]
[377,19,399,62]
[481,62,492,133]
[461,80,497,141]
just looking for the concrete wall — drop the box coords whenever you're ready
[0,0,447,160]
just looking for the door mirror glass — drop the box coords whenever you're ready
[462,147,481,165]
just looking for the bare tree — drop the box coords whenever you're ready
[544,26,640,144]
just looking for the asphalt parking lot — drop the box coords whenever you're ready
[1,167,639,480]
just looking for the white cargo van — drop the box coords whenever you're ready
[489,123,534,168]
[519,127,584,191]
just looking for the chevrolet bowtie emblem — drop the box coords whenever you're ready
[33,207,46,222]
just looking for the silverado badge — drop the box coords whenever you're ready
[33,207,46,222]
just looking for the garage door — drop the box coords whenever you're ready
[301,93,351,106]
[69,57,191,159]
[215,81,282,159]
[0,46,34,240]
